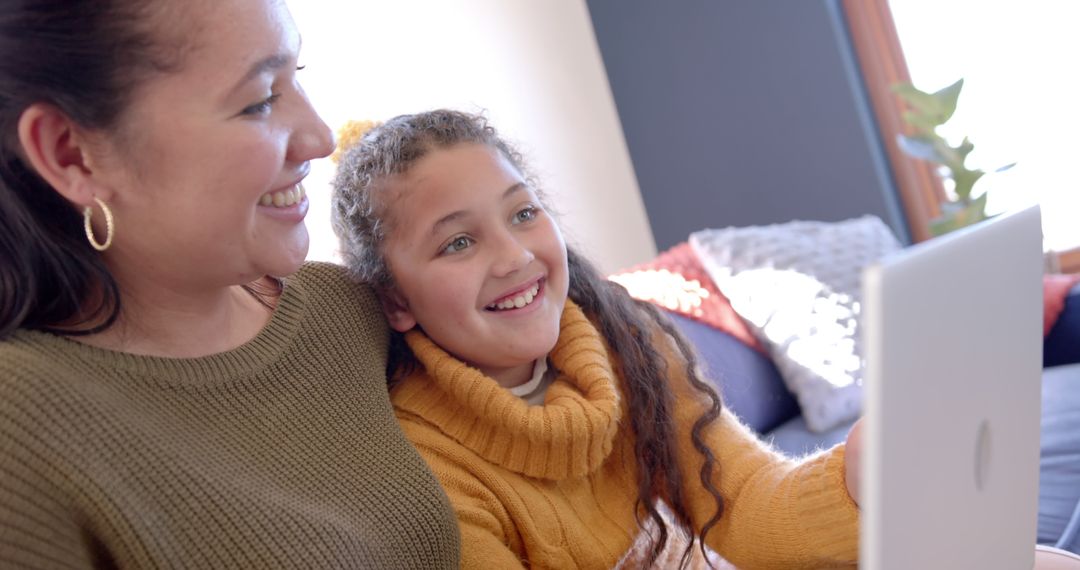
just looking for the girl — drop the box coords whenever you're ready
[331,109,862,569]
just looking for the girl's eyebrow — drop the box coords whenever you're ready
[428,183,526,237]
[501,183,527,200]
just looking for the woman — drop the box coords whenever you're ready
[0,0,458,567]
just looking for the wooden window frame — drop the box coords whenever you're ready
[841,0,1080,272]
[1059,249,1080,275]
[840,0,943,244]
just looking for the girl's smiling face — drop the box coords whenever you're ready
[380,143,569,388]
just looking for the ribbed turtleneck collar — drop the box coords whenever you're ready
[392,300,622,480]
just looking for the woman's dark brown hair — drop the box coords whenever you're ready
[0,1,184,339]
[331,109,726,567]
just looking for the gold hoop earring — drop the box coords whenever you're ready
[83,197,114,252]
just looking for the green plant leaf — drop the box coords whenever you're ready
[901,110,943,134]
[956,137,975,162]
[932,138,964,172]
[892,78,963,126]
[969,191,988,217]
[932,78,964,124]
[952,168,985,202]
[893,83,944,120]
[891,77,1010,231]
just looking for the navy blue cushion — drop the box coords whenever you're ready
[665,311,800,434]
[1045,283,1080,368]
[1038,363,1080,553]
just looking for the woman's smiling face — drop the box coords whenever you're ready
[380,143,569,387]
[89,0,334,287]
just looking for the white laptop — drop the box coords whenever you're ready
[860,206,1044,569]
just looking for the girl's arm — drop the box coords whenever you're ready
[396,417,527,570]
[658,330,860,569]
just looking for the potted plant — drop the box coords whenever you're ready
[892,78,1014,236]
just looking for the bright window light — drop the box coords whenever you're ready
[889,0,1080,252]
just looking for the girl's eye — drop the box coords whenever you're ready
[442,235,474,254]
[241,93,281,117]
[512,206,538,225]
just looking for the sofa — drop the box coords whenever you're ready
[665,311,853,455]
[609,231,880,457]
[1035,282,1080,553]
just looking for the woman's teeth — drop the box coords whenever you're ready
[259,184,306,208]
[488,283,541,311]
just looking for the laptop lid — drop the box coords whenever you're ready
[860,206,1043,569]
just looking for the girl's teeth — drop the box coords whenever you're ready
[489,283,541,311]
[260,185,306,208]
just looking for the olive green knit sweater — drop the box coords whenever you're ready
[0,262,460,569]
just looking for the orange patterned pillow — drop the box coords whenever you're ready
[608,242,764,353]
[1045,273,1080,336]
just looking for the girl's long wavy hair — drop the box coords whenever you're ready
[331,109,726,567]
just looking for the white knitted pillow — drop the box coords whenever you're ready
[689,216,901,433]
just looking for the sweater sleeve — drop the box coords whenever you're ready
[396,415,527,570]
[660,331,860,569]
[1,395,98,568]
[0,475,97,569]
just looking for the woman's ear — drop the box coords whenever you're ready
[379,289,417,333]
[16,102,109,207]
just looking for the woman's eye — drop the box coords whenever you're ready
[241,93,281,117]
[442,236,474,254]
[512,206,538,224]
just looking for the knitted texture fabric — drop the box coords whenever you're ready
[689,216,901,433]
[0,262,460,569]
[393,300,859,570]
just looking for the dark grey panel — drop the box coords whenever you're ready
[587,0,909,250]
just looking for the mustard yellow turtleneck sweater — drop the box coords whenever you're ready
[392,300,859,570]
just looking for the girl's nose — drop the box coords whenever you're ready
[492,234,534,277]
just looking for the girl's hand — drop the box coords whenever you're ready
[843,417,864,507]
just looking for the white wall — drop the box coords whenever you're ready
[288,1,656,273]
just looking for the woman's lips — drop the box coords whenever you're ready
[259,183,306,208]
[258,184,309,223]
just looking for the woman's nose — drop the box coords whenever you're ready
[287,86,335,163]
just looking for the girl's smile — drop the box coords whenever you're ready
[485,278,544,312]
